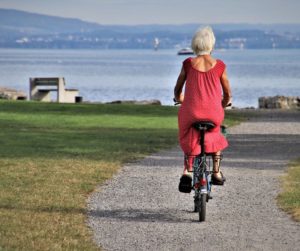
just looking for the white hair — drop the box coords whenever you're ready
[191,26,216,56]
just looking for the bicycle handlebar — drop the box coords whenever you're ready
[173,98,180,106]
[173,98,232,107]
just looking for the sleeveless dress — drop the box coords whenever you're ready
[178,57,228,157]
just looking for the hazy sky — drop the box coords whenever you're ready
[1,0,300,25]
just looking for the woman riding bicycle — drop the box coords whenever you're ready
[174,26,232,192]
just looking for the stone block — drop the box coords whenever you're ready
[258,96,299,109]
[0,87,27,100]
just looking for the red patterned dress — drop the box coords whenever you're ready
[178,57,228,161]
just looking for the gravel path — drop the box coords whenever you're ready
[87,110,300,251]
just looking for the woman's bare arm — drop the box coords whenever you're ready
[174,67,186,103]
[220,69,232,108]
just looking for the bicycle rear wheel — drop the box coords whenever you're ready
[199,194,207,222]
[194,196,199,212]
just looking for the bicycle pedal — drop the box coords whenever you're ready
[208,195,213,199]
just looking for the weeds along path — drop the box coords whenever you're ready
[87,110,300,251]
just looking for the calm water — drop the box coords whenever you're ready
[0,49,299,107]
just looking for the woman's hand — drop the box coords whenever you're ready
[222,96,232,108]
[174,94,184,104]
[177,93,184,104]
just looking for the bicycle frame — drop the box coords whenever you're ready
[194,126,212,189]
[193,155,212,194]
[192,124,214,221]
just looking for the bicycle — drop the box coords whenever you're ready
[174,99,228,222]
[191,121,216,222]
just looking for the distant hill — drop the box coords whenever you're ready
[0,8,101,34]
[1,8,300,49]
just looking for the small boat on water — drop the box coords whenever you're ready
[154,37,160,51]
[177,48,194,55]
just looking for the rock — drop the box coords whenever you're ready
[107,100,134,104]
[107,99,161,105]
[258,96,299,109]
[0,87,27,100]
[134,99,162,105]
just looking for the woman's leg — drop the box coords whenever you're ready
[213,151,221,171]
[212,151,225,180]
[179,155,194,193]
[183,155,194,175]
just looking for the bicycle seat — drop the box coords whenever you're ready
[193,121,216,131]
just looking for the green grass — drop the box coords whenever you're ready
[0,100,243,250]
[277,158,300,221]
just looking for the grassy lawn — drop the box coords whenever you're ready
[0,100,242,251]
[277,158,300,222]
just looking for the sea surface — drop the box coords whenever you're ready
[0,48,299,107]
